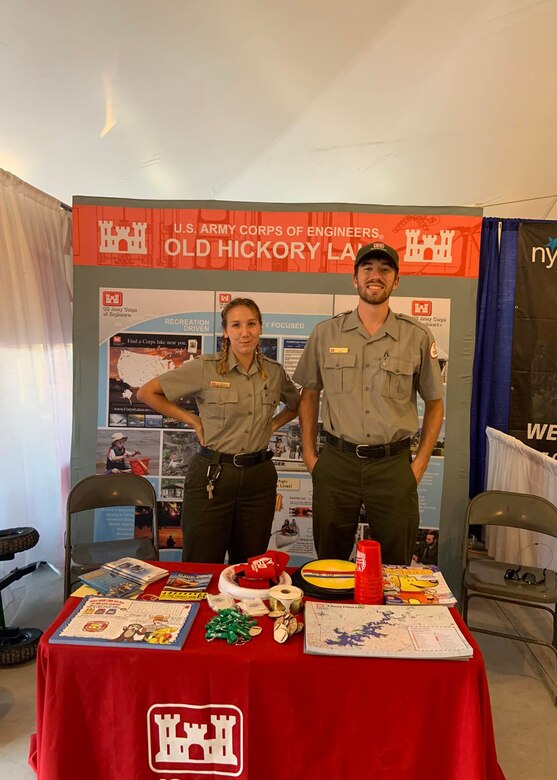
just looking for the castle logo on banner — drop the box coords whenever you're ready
[99,220,148,254]
[412,300,432,316]
[147,703,243,776]
[74,203,481,276]
[404,229,455,264]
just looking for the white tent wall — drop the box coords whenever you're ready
[1,1,557,216]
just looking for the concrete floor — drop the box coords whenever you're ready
[1,564,556,779]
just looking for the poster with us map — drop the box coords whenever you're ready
[98,288,216,429]
[108,332,200,427]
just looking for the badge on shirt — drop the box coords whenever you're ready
[329,347,349,354]
[210,381,231,388]
[430,342,439,359]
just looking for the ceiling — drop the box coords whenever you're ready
[2,0,557,218]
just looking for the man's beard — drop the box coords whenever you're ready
[356,280,393,305]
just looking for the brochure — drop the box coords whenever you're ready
[101,557,168,586]
[79,557,167,598]
[78,568,143,599]
[158,571,212,601]
[304,602,472,660]
[382,564,457,606]
[50,596,198,650]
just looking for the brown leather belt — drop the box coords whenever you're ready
[325,432,410,459]
[197,447,273,467]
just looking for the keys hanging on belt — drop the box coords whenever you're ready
[206,463,223,500]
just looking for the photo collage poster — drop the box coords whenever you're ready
[97,288,332,565]
[97,288,449,566]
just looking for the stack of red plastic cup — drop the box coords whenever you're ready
[354,540,384,604]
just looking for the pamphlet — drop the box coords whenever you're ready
[50,596,198,650]
[78,568,143,599]
[78,557,167,599]
[304,602,472,660]
[382,564,457,606]
[158,571,212,601]
[101,557,168,586]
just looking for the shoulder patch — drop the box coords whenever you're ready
[430,342,438,359]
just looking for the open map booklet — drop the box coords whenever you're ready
[50,596,198,650]
[78,557,168,598]
[304,602,473,660]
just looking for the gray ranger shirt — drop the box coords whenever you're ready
[293,308,443,445]
[159,352,299,454]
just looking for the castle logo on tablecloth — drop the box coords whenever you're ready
[404,229,455,264]
[148,703,243,776]
[98,221,148,254]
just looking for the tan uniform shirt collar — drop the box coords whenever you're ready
[343,307,400,341]
[227,351,259,376]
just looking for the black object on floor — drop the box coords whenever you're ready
[0,526,44,666]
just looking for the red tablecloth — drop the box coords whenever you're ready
[29,563,504,780]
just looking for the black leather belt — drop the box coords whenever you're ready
[197,446,273,467]
[325,432,410,459]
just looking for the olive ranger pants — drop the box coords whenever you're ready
[181,454,278,564]
[311,444,420,565]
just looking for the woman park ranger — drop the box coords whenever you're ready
[137,298,299,564]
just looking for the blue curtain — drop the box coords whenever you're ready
[469,218,520,496]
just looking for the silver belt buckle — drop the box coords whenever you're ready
[233,454,245,467]
[355,444,369,459]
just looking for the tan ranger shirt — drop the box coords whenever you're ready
[158,352,299,454]
[293,309,443,445]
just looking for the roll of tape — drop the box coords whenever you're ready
[268,584,304,614]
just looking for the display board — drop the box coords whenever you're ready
[72,198,481,584]
[510,222,557,459]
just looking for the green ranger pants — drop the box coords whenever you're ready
[181,453,278,564]
[311,444,420,565]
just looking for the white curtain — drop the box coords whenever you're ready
[485,426,557,568]
[0,170,72,619]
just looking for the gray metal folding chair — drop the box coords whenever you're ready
[461,490,557,695]
[64,473,159,599]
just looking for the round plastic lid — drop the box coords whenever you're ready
[291,558,355,599]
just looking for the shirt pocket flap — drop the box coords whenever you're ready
[381,356,414,377]
[324,353,357,370]
[203,388,239,404]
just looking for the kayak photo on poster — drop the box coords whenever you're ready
[267,474,317,565]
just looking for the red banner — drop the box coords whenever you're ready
[73,203,481,277]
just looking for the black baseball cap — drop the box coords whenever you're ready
[354,242,399,273]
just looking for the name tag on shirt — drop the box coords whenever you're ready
[210,381,231,388]
[329,347,349,354]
